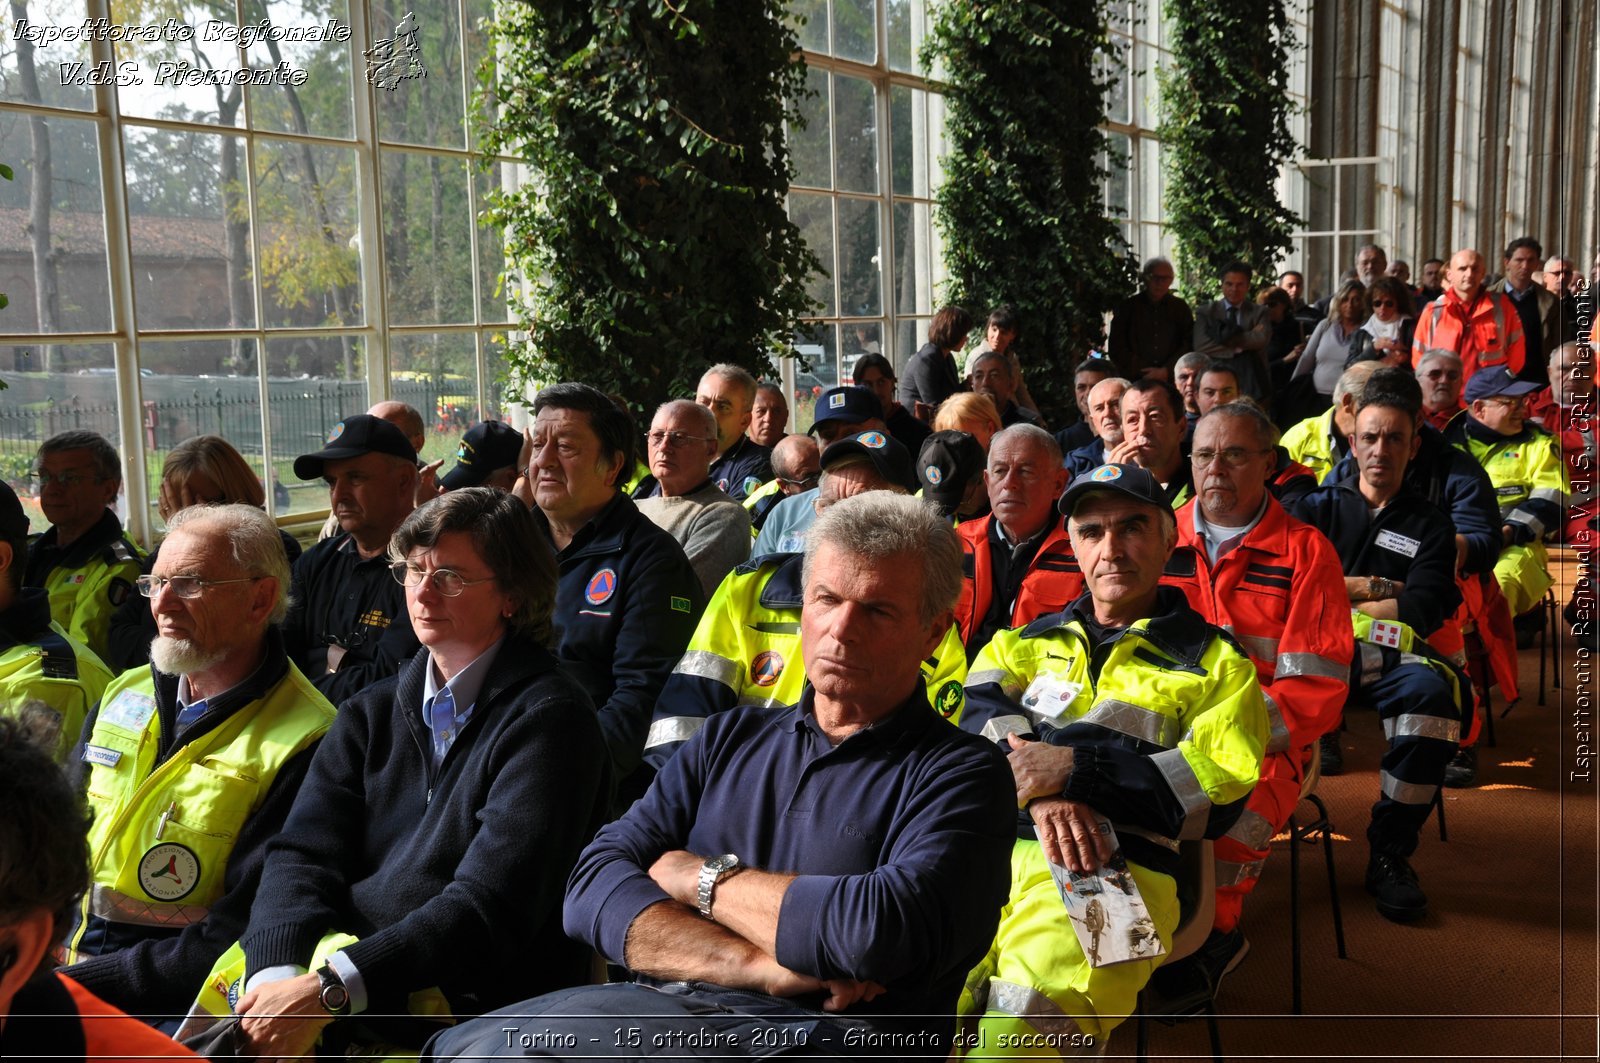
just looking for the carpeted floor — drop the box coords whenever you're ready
[1101,548,1599,1062]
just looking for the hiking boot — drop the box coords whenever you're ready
[1319,731,1344,776]
[1366,852,1428,923]
[1147,929,1250,1016]
[1442,746,1477,788]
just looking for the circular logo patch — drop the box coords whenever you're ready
[750,650,785,687]
[742,475,764,496]
[138,843,201,901]
[924,465,943,486]
[857,431,888,449]
[326,422,346,444]
[1091,465,1123,482]
[935,680,964,718]
[585,568,618,605]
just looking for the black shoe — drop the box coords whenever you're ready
[1319,732,1343,776]
[1366,852,1428,923]
[1147,929,1249,1016]
[1514,608,1544,649]
[1442,746,1477,788]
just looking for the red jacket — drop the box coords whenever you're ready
[1162,498,1353,755]
[955,516,1083,652]
[0,974,200,1061]
[1529,387,1599,543]
[1411,287,1526,379]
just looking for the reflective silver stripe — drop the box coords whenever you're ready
[1277,652,1349,681]
[1507,507,1548,538]
[1530,487,1566,507]
[90,883,209,928]
[1380,770,1438,806]
[1215,856,1266,888]
[989,979,1090,1039]
[1223,808,1276,851]
[1120,824,1180,853]
[980,714,1032,744]
[1152,747,1211,840]
[1382,713,1461,744]
[671,650,741,690]
[1491,299,1507,357]
[967,668,1024,702]
[1262,692,1291,754]
[1222,625,1281,665]
[1077,698,1178,747]
[644,716,706,750]
[1358,643,1385,688]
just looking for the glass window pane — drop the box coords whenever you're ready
[892,200,934,316]
[254,138,363,327]
[832,73,878,195]
[482,333,520,423]
[793,323,839,432]
[391,332,478,463]
[925,90,946,194]
[896,318,928,369]
[791,66,831,190]
[790,0,828,54]
[2,4,94,110]
[476,164,514,323]
[382,150,474,325]
[265,335,366,513]
[0,345,116,534]
[836,197,881,317]
[137,338,266,530]
[1105,37,1131,126]
[109,0,244,128]
[1105,132,1131,218]
[466,5,498,150]
[373,0,465,149]
[0,114,111,333]
[886,0,922,74]
[841,321,883,367]
[789,191,836,316]
[242,0,355,140]
[889,84,913,196]
[832,0,877,64]
[124,126,256,330]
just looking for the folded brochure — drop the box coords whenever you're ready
[1046,818,1165,967]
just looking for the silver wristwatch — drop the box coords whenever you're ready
[696,853,741,918]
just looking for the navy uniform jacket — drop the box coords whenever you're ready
[708,435,773,502]
[282,533,420,705]
[536,493,703,787]
[1289,476,1462,638]
[1325,423,1502,574]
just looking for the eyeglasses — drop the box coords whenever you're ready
[1191,447,1271,468]
[31,470,102,488]
[136,574,260,599]
[389,562,495,596]
[1371,299,1397,308]
[777,473,819,489]
[646,430,714,450]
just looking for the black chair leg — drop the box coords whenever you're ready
[1432,786,1448,842]
[1204,1001,1224,1061]
[1135,993,1150,1061]
[1289,810,1302,1014]
[1308,795,1347,960]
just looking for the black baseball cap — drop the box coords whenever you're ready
[440,420,523,491]
[917,431,986,515]
[820,430,917,493]
[0,479,28,549]
[293,414,418,481]
[1464,365,1542,404]
[1058,462,1172,520]
[809,386,883,433]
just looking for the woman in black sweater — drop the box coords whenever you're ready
[897,305,973,422]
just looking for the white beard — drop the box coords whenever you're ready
[150,636,227,677]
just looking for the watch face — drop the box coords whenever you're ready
[319,977,350,1014]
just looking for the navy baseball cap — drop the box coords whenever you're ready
[0,480,28,545]
[821,430,917,492]
[1464,365,1542,404]
[917,431,986,514]
[293,414,418,481]
[440,420,523,490]
[1058,462,1172,520]
[809,386,883,432]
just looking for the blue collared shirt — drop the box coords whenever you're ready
[420,638,504,767]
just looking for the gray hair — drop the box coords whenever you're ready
[1550,340,1583,369]
[1333,360,1381,406]
[803,492,961,626]
[1142,256,1173,277]
[990,423,1061,466]
[37,431,121,485]
[702,363,758,411]
[166,503,292,624]
[1174,352,1211,374]
[654,399,717,440]
[970,349,1011,375]
[1198,401,1280,448]
[1415,349,1462,374]
[390,487,558,647]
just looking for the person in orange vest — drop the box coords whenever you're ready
[1411,248,1527,380]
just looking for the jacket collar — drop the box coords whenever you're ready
[0,587,55,649]
[393,630,562,728]
[1027,585,1214,668]
[537,492,635,562]
[757,552,806,610]
[150,626,294,754]
[32,508,126,569]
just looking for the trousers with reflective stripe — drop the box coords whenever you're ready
[1214,747,1308,931]
[957,839,1178,1054]
[1353,648,1471,857]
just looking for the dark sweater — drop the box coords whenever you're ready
[241,634,609,1016]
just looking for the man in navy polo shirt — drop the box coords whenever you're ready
[428,491,1014,1061]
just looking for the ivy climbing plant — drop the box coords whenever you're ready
[475,1,822,415]
[1157,0,1302,301]
[925,0,1135,426]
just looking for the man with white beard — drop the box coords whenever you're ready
[61,504,334,1028]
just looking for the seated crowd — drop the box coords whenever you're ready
[0,239,1593,1062]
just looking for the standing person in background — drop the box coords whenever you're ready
[1541,256,1581,344]
[900,306,973,422]
[1415,258,1446,306]
[1294,279,1370,403]
[1410,248,1527,380]
[1193,261,1271,401]
[1109,257,1193,380]
[1494,237,1560,385]
[968,305,1040,412]
[1347,277,1417,367]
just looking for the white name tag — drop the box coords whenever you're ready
[100,690,157,733]
[81,744,122,768]
[1020,674,1083,720]
[1374,529,1420,558]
